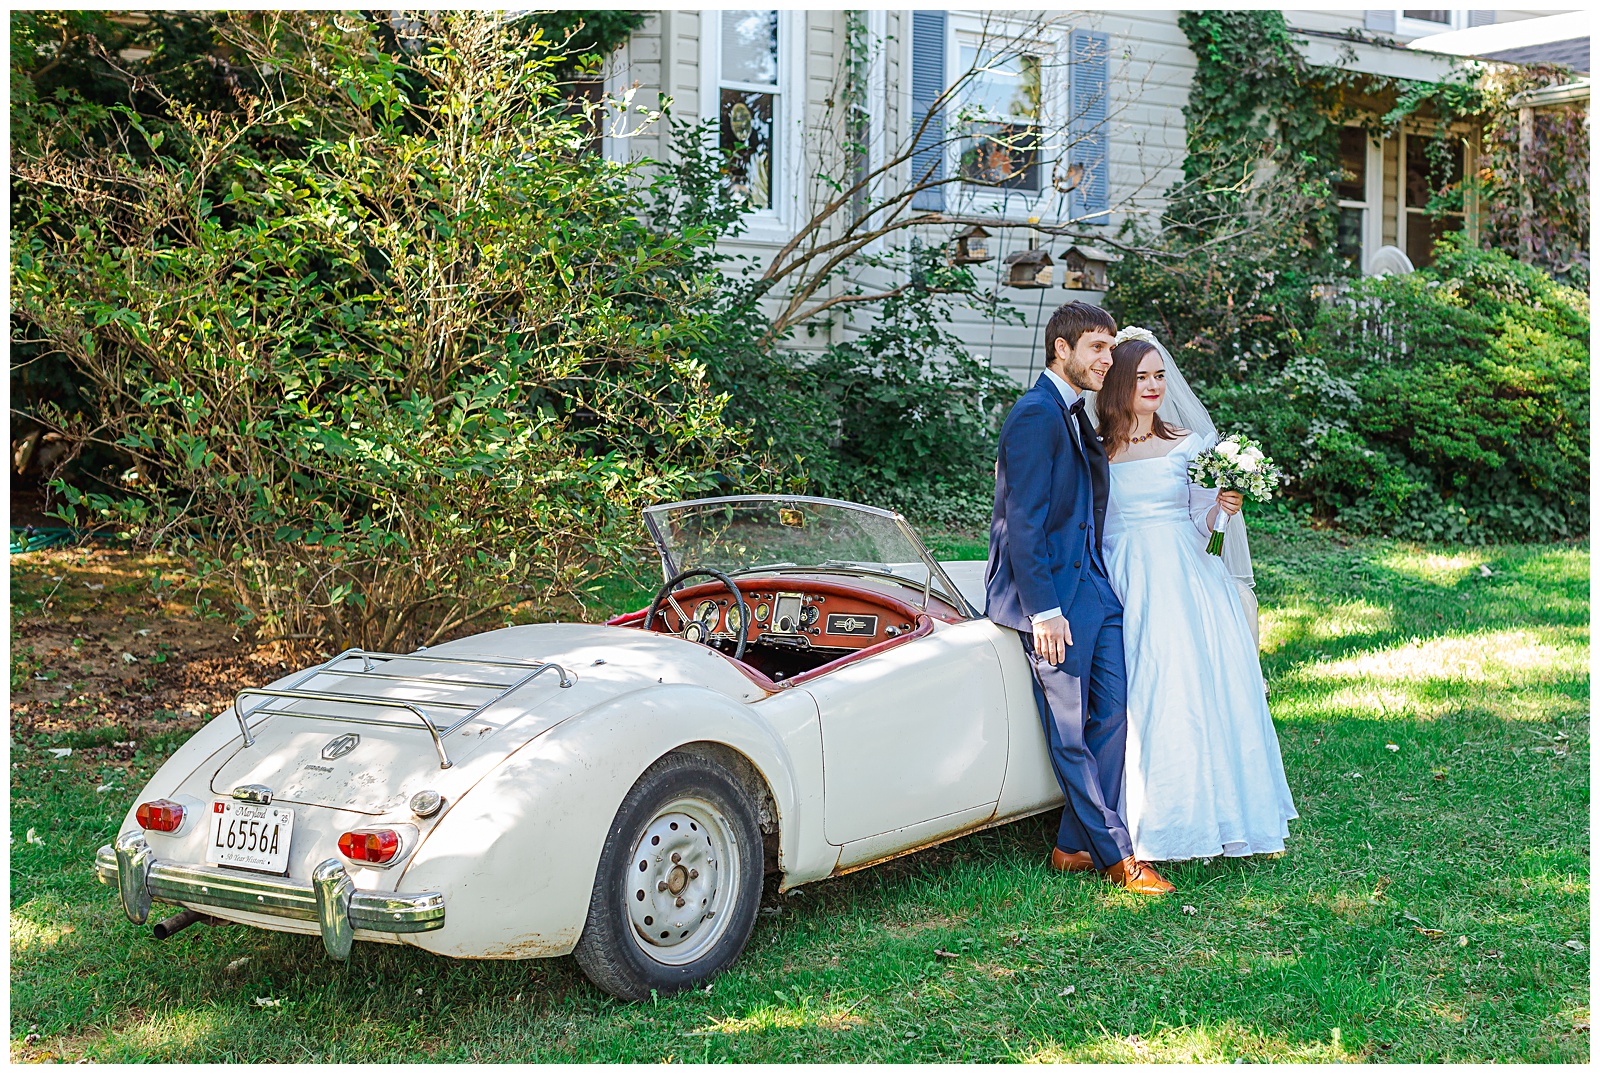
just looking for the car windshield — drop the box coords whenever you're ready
[642,496,973,615]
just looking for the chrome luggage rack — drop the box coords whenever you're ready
[232,648,574,770]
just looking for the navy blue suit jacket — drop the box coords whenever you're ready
[985,375,1111,633]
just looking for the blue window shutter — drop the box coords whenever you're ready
[1365,10,1397,32]
[910,10,946,212]
[1468,10,1495,27]
[1069,29,1110,222]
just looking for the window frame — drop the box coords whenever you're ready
[1393,10,1464,38]
[1398,125,1473,269]
[1334,124,1383,273]
[848,9,889,248]
[944,11,1067,216]
[699,9,806,243]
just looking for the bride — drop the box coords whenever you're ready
[1087,327,1297,863]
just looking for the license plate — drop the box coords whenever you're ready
[206,801,295,873]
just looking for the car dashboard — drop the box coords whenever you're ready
[609,574,963,689]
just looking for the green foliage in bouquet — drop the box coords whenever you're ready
[12,12,749,650]
[1212,242,1589,543]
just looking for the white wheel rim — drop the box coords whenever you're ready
[624,795,741,966]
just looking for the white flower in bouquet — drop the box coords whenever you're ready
[1187,434,1284,556]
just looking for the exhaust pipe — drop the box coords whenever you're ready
[151,908,223,940]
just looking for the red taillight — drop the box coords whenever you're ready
[136,799,185,832]
[338,829,401,864]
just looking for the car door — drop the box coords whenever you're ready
[801,618,1009,847]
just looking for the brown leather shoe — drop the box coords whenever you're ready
[1100,856,1175,895]
[1049,848,1095,873]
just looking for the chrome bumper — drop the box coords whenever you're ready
[96,832,445,959]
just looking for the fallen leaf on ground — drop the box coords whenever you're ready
[1416,927,1444,937]
[225,957,251,973]
[96,784,116,794]
[27,828,44,845]
[1456,936,1468,946]
[252,997,282,1008]
[1182,905,1198,916]
[1385,743,1400,752]
[47,748,72,758]
[121,652,138,664]
[1058,985,1076,997]
[933,948,960,960]
[1564,940,1585,952]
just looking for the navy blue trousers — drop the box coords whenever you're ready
[1021,568,1134,870]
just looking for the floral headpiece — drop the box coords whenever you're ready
[1113,325,1158,347]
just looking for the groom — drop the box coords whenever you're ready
[985,301,1174,895]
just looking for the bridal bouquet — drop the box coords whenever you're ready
[1188,435,1283,556]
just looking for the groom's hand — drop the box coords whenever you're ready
[1035,616,1072,665]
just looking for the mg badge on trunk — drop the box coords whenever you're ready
[321,733,360,761]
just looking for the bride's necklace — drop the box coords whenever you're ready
[1128,425,1156,444]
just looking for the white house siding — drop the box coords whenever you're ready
[605,10,1526,385]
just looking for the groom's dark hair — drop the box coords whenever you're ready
[1045,301,1118,365]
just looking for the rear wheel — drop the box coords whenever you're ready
[573,752,763,1000]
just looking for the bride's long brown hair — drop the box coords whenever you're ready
[1096,340,1181,458]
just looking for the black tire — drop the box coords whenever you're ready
[572,751,763,1001]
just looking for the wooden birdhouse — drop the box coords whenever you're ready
[949,225,993,265]
[1059,244,1121,291]
[1002,248,1053,288]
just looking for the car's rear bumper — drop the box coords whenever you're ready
[96,832,445,959]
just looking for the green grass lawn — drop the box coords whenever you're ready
[10,523,1589,1062]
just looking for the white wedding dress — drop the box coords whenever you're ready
[1103,431,1297,862]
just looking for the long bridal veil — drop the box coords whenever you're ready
[1085,334,1256,592]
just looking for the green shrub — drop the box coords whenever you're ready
[13,13,747,649]
[1234,242,1588,542]
[805,257,1021,530]
[647,122,1020,531]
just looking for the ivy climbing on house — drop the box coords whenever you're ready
[1169,10,1343,250]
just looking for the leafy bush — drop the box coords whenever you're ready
[1209,243,1588,542]
[805,256,1021,530]
[13,13,747,649]
[646,122,1020,531]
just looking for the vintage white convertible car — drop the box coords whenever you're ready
[96,495,1063,999]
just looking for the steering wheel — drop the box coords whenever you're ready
[643,567,751,661]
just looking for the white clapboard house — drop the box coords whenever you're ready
[600,9,1575,382]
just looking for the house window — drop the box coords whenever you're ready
[1403,132,1466,268]
[718,10,780,210]
[1335,127,1367,264]
[957,46,1042,192]
[1392,9,1466,37]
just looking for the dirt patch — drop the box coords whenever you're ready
[10,546,296,745]
[882,912,971,934]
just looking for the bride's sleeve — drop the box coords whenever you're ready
[1185,432,1220,541]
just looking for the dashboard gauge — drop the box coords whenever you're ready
[725,603,744,634]
[800,604,820,627]
[754,601,770,623]
[694,599,720,633]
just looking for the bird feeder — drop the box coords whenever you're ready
[949,225,993,265]
[1002,248,1053,288]
[1059,244,1121,291]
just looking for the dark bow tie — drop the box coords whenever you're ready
[1068,397,1086,415]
